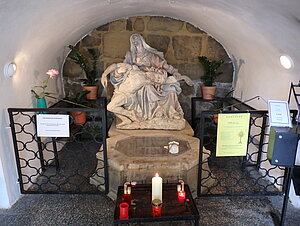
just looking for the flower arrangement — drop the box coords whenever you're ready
[31,69,59,99]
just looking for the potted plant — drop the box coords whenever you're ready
[31,69,60,108]
[66,90,90,125]
[68,45,99,100]
[198,56,224,100]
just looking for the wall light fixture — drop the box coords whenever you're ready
[280,55,294,70]
[4,62,17,78]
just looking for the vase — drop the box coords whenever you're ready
[37,98,47,108]
[83,85,98,100]
[37,98,47,113]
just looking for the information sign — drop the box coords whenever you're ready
[268,100,292,128]
[37,114,70,137]
[216,113,250,157]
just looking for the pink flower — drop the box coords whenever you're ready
[46,69,59,79]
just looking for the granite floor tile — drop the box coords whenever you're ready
[6,195,45,213]
[32,212,114,226]
[0,194,299,226]
[0,214,36,226]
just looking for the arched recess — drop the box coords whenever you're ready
[2,0,300,208]
[63,16,234,120]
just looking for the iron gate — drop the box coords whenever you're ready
[196,110,297,197]
[8,105,108,194]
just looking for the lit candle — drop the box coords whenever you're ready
[124,182,130,194]
[152,173,163,202]
[122,182,131,204]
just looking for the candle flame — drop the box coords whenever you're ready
[155,173,159,177]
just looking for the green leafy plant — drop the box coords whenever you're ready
[66,90,90,108]
[198,56,224,86]
[68,45,99,86]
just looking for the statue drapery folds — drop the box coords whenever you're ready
[101,34,193,130]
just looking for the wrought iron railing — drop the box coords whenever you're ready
[8,99,109,194]
[198,110,282,197]
[193,107,298,226]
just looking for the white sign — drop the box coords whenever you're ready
[37,114,70,137]
[268,100,292,128]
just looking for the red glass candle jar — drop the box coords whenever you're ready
[178,190,186,203]
[122,194,131,204]
[119,202,129,219]
[152,199,162,217]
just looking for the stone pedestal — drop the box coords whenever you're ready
[90,121,214,199]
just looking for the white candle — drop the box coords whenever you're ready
[152,173,163,202]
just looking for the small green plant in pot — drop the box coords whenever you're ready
[198,56,224,100]
[68,45,99,100]
[66,90,90,125]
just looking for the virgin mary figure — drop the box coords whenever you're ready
[102,34,193,130]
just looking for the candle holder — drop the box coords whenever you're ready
[177,179,186,203]
[152,199,162,217]
[122,194,131,204]
[131,181,137,187]
[178,190,186,203]
[119,202,129,219]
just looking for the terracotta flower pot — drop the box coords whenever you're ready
[201,85,216,100]
[83,85,98,100]
[71,111,86,125]
[213,113,218,124]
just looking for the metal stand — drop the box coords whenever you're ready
[280,167,293,226]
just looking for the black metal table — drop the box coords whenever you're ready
[114,183,199,225]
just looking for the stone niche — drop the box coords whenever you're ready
[63,16,234,122]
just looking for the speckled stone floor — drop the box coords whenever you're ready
[0,194,299,226]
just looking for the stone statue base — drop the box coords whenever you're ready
[116,117,186,130]
[90,121,216,200]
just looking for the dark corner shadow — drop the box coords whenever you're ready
[269,210,280,226]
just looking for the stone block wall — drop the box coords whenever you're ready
[63,16,234,121]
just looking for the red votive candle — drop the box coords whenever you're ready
[178,190,186,203]
[122,194,131,204]
[152,199,162,217]
[119,202,129,219]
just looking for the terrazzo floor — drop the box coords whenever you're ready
[0,193,299,225]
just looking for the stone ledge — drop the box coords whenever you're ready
[108,119,194,137]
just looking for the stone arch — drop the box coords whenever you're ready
[63,16,234,120]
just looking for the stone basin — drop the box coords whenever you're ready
[90,122,214,199]
[115,136,190,157]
